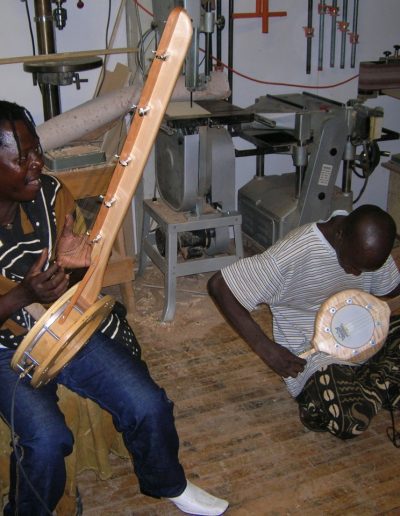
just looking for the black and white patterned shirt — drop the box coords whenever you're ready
[0,174,140,358]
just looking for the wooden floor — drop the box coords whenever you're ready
[77,264,400,516]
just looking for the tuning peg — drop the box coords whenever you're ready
[383,51,392,63]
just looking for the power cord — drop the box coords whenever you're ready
[96,0,112,94]
[21,0,36,56]
[382,376,400,448]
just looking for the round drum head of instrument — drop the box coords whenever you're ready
[312,289,391,362]
[331,304,375,349]
[11,285,115,388]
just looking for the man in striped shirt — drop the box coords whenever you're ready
[209,205,400,439]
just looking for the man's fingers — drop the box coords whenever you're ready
[30,248,49,275]
[61,214,74,235]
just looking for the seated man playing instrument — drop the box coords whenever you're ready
[0,100,228,516]
[209,205,400,439]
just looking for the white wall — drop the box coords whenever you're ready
[0,1,127,123]
[215,0,400,210]
[1,0,399,211]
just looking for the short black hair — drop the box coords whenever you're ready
[345,204,396,241]
[0,100,39,159]
[343,204,397,268]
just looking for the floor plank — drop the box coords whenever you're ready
[77,264,400,515]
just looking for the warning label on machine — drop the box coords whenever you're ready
[318,164,333,186]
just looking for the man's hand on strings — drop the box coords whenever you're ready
[56,214,92,269]
[0,250,69,323]
[257,340,307,378]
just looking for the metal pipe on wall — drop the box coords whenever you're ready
[216,0,222,66]
[340,0,349,69]
[34,0,61,119]
[350,0,359,68]
[305,0,313,74]
[228,0,234,102]
[317,0,326,71]
[329,0,338,67]
[204,1,213,78]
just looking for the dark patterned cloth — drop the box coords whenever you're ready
[296,315,400,439]
[99,300,141,359]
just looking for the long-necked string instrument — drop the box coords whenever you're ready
[301,288,400,363]
[12,7,193,388]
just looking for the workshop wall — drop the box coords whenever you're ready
[220,0,400,210]
[0,0,126,124]
[0,1,126,123]
[0,1,399,211]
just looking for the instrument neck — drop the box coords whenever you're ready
[63,7,193,311]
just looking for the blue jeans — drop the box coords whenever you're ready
[0,332,186,515]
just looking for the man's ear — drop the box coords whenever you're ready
[334,228,344,250]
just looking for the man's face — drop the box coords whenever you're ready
[0,120,44,203]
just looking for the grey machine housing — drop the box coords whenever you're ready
[237,92,386,249]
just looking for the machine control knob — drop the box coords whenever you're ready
[72,73,88,90]
[383,51,392,63]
